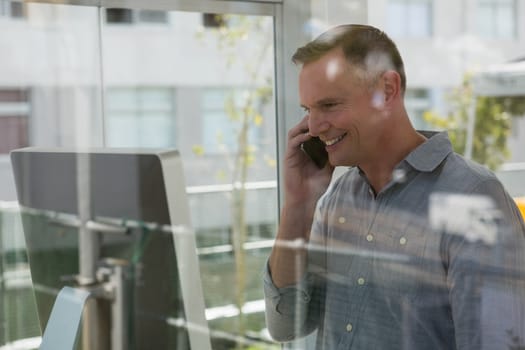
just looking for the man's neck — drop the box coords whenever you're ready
[360,128,426,195]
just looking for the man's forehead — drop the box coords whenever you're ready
[300,48,349,80]
[298,79,348,108]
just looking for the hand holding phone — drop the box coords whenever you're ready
[301,136,328,169]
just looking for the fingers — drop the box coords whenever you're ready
[287,115,311,149]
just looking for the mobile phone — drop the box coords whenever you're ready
[301,136,328,169]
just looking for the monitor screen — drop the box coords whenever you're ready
[10,147,211,350]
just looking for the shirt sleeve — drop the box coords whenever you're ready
[445,178,525,350]
[263,196,328,343]
[263,261,317,342]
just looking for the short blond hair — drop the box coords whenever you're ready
[292,24,406,92]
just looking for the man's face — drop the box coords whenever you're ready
[299,47,388,167]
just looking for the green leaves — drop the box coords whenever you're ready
[424,74,524,170]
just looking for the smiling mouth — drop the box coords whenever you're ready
[324,133,347,146]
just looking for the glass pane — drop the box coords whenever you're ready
[478,0,515,39]
[139,88,172,110]
[477,5,493,38]
[5,1,525,350]
[106,88,139,111]
[106,87,175,147]
[277,2,525,349]
[101,11,278,348]
[140,114,173,147]
[2,5,278,349]
[202,89,227,109]
[203,110,236,151]
[0,3,103,349]
[106,114,140,147]
[497,5,515,39]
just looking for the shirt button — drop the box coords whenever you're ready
[357,277,365,285]
[346,323,353,332]
[366,234,374,242]
[338,216,346,224]
[399,237,407,245]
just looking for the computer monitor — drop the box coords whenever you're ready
[10,147,211,350]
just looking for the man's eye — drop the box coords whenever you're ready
[322,103,338,109]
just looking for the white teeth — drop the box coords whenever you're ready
[324,134,346,146]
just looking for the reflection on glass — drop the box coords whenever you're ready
[101,10,278,349]
[263,20,525,350]
[11,148,204,349]
[266,186,525,349]
[1,1,524,349]
[1,3,103,348]
[1,3,278,350]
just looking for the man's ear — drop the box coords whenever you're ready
[382,70,401,103]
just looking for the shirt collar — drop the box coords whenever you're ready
[404,130,453,172]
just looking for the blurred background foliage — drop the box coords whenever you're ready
[424,74,525,170]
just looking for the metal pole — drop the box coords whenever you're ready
[109,260,130,350]
[76,153,106,350]
[77,153,99,285]
[465,94,476,160]
[0,209,5,345]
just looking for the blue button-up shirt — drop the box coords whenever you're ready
[264,131,525,349]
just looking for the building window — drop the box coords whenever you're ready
[387,0,433,38]
[477,0,516,39]
[105,8,168,24]
[405,88,431,130]
[105,8,133,24]
[202,13,226,28]
[0,89,30,154]
[105,87,176,148]
[0,0,25,19]
[201,89,261,154]
[137,9,168,24]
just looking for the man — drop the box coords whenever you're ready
[264,24,525,349]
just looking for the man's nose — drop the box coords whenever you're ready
[308,112,329,136]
